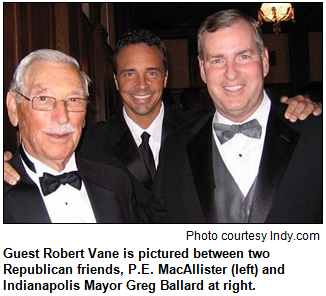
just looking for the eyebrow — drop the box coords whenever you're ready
[146,67,162,72]
[29,86,48,93]
[120,69,136,74]
[206,49,254,60]
[70,89,85,96]
[237,49,254,55]
[120,67,163,73]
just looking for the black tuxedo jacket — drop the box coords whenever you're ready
[4,153,135,223]
[151,102,323,223]
[78,105,195,223]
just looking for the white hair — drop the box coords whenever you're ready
[9,49,91,100]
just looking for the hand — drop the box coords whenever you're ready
[4,151,20,185]
[281,95,322,122]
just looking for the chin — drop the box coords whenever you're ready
[46,148,73,160]
[136,107,154,116]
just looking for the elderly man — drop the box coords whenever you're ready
[152,9,322,223]
[4,49,134,223]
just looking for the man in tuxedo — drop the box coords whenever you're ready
[4,30,321,223]
[76,30,195,222]
[152,9,322,223]
[4,49,134,223]
[76,29,321,223]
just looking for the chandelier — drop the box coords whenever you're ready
[258,3,295,34]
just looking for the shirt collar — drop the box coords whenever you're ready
[123,103,165,146]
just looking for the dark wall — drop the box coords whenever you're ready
[114,3,322,103]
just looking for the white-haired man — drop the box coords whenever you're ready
[4,49,135,223]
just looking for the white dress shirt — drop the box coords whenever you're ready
[21,146,96,223]
[212,91,271,197]
[123,103,164,168]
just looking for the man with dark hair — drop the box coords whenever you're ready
[77,30,193,222]
[152,10,322,223]
[4,30,321,223]
[113,30,169,76]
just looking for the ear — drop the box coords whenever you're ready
[113,74,119,90]
[262,48,270,78]
[6,92,19,127]
[198,56,207,84]
[163,71,169,88]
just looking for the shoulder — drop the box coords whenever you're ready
[267,89,322,137]
[288,113,322,133]
[268,105,322,167]
[271,100,322,137]
[82,111,125,139]
[286,114,323,152]
[162,111,214,153]
[4,181,14,196]
[173,110,214,140]
[164,105,200,126]
[77,111,127,159]
[77,158,132,194]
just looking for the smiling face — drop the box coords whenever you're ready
[7,60,86,171]
[114,43,168,128]
[199,20,269,122]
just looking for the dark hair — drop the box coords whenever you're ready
[113,30,168,74]
[198,9,265,59]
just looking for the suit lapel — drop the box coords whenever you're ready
[113,107,184,189]
[77,159,126,223]
[187,113,215,219]
[161,105,184,143]
[249,108,299,223]
[109,112,151,189]
[83,178,125,223]
[162,118,176,143]
[114,128,153,189]
[4,154,51,223]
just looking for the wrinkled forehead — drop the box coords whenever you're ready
[24,60,85,95]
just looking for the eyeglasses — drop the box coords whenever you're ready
[16,92,89,112]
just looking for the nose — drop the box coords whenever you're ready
[52,100,69,124]
[224,61,239,81]
[137,74,150,90]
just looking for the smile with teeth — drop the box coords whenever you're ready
[132,94,152,100]
[224,85,244,92]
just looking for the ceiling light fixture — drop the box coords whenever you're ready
[258,3,295,34]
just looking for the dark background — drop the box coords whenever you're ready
[3,3,322,152]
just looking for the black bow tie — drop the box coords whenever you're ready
[39,171,82,196]
[214,119,262,144]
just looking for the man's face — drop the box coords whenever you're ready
[7,60,86,170]
[199,20,269,122]
[114,43,168,127]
